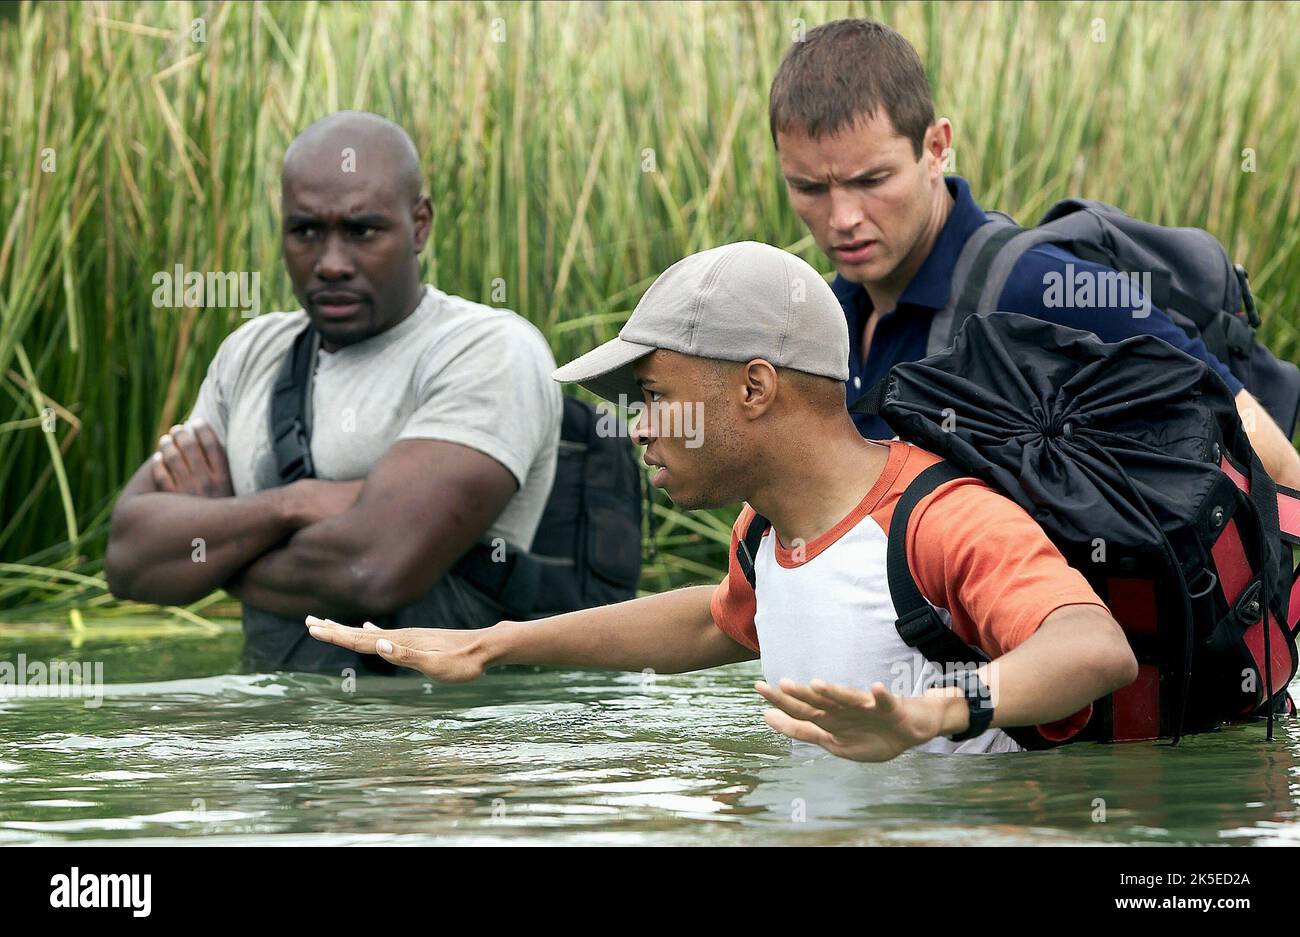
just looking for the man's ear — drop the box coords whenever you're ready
[926,118,953,178]
[412,195,433,253]
[739,359,779,419]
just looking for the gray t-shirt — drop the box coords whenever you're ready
[189,285,562,670]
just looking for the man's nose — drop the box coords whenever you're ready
[315,233,355,281]
[630,407,655,445]
[828,186,866,234]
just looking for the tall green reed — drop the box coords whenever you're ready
[1,0,1298,625]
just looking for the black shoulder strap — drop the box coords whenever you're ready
[945,224,1025,346]
[886,461,990,668]
[928,214,1020,356]
[270,322,320,483]
[737,511,772,590]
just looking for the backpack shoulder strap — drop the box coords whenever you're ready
[269,321,320,483]
[889,460,1067,750]
[886,460,990,667]
[930,216,1021,355]
[971,225,1084,318]
[736,511,772,590]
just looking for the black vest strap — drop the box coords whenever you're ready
[270,322,320,484]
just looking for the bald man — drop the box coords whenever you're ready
[106,111,563,674]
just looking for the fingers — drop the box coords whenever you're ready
[374,637,435,674]
[157,430,192,488]
[779,677,859,714]
[150,451,177,492]
[304,615,383,654]
[755,680,826,721]
[190,417,231,481]
[807,679,877,711]
[763,708,837,748]
[168,422,205,477]
[866,682,899,715]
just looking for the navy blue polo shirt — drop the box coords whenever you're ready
[834,176,1243,439]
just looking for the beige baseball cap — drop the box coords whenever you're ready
[552,240,849,403]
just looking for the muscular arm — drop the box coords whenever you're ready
[105,459,295,605]
[484,585,756,673]
[956,603,1137,731]
[103,413,317,607]
[105,421,362,606]
[226,438,520,622]
[304,583,759,681]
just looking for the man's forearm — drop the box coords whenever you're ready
[923,604,1138,735]
[473,585,756,674]
[225,541,370,621]
[1236,389,1300,488]
[225,511,404,620]
[105,488,296,605]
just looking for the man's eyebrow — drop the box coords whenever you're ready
[785,163,891,186]
[846,165,890,183]
[635,375,657,387]
[283,212,390,227]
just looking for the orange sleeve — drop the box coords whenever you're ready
[709,505,761,653]
[906,478,1110,741]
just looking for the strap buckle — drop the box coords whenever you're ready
[272,419,314,482]
[895,605,950,649]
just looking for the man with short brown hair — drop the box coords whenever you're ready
[768,18,1300,487]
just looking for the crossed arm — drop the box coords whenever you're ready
[305,590,1136,761]
[104,419,518,622]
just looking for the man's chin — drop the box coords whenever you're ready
[309,316,376,349]
[831,257,878,285]
[661,487,723,512]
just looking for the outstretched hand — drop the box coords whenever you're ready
[756,678,955,762]
[305,615,491,683]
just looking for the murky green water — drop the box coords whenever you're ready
[1,625,1298,845]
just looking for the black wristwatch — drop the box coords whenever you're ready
[941,670,995,742]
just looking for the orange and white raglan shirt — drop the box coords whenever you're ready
[711,440,1110,754]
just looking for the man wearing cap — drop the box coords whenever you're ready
[305,241,1138,762]
[769,19,1300,487]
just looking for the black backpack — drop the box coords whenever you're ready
[872,313,1299,745]
[269,323,644,620]
[928,199,1300,437]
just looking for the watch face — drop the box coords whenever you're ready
[946,673,995,742]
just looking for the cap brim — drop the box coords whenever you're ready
[552,336,656,405]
